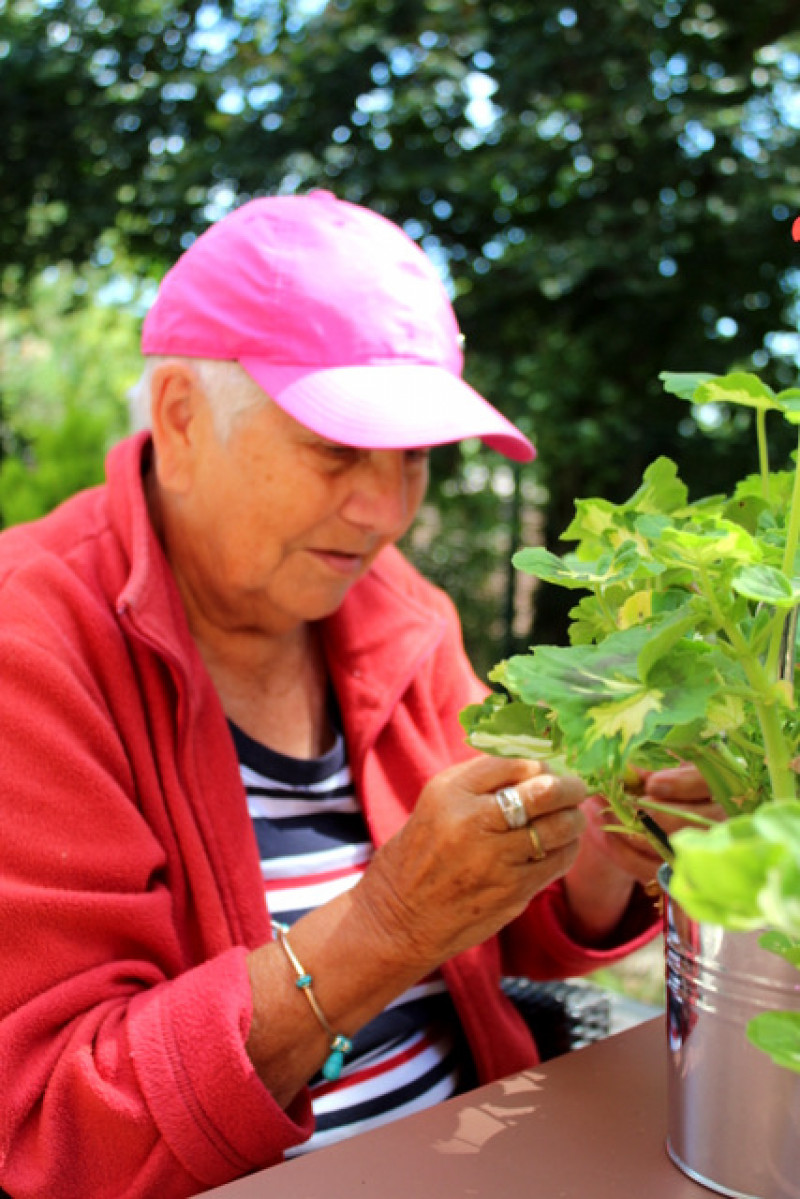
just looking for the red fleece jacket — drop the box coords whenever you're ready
[0,434,657,1199]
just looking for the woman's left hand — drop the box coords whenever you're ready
[562,764,719,942]
[585,763,720,887]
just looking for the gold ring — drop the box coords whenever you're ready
[527,821,547,862]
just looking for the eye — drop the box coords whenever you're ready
[312,441,364,471]
[404,448,431,466]
[325,444,362,462]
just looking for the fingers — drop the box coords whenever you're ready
[486,773,587,871]
[581,783,723,891]
[451,755,587,826]
[581,796,662,886]
[427,756,587,846]
[521,805,586,865]
[644,763,711,801]
[514,770,588,821]
[444,753,550,798]
[491,788,586,858]
[640,765,724,835]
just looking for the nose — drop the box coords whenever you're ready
[340,451,422,537]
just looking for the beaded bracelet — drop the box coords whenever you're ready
[271,919,353,1081]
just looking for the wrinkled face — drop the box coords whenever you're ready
[154,381,430,639]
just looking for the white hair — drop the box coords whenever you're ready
[128,357,270,443]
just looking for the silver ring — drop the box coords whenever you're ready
[495,786,527,830]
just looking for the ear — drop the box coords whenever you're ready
[149,361,209,494]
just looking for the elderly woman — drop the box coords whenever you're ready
[0,192,711,1199]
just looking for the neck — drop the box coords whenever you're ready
[198,621,334,759]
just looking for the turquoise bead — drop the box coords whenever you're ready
[322,1049,345,1081]
[321,1035,352,1081]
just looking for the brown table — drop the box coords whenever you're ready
[201,1017,710,1197]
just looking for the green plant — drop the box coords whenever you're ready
[460,369,800,1069]
[462,371,800,829]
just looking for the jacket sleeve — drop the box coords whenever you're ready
[500,878,660,980]
[0,629,312,1199]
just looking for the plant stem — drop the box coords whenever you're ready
[698,565,797,802]
[602,776,676,862]
[765,425,800,700]
[781,427,800,578]
[757,407,770,501]
[757,696,797,802]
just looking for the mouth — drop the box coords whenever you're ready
[307,548,369,577]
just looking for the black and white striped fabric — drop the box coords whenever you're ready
[231,722,474,1155]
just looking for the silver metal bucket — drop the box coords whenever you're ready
[663,880,800,1198]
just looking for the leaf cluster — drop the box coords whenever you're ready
[461,370,800,841]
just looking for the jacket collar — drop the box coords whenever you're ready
[108,433,201,674]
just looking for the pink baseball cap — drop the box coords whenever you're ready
[141,190,534,463]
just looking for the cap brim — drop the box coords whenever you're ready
[237,360,536,463]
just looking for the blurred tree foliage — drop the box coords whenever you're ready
[2,0,800,671]
[0,269,138,523]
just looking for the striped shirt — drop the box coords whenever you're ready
[231,721,474,1155]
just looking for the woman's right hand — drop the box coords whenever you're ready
[353,755,587,975]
